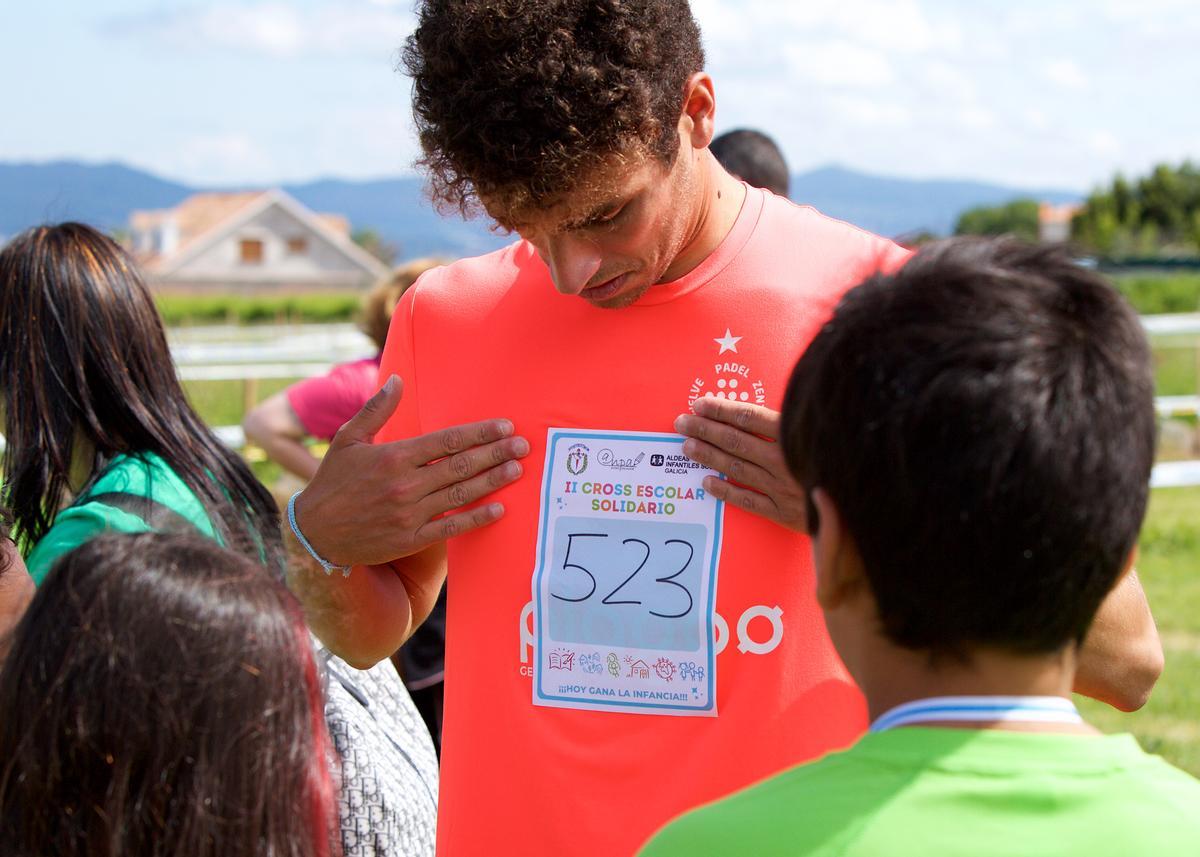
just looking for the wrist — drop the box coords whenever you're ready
[287,491,351,577]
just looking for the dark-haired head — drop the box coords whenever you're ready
[0,533,336,857]
[402,0,705,221]
[710,129,790,198]
[0,223,282,566]
[781,237,1156,659]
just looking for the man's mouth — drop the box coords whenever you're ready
[581,273,629,301]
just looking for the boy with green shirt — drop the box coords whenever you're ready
[641,238,1200,856]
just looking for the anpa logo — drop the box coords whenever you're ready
[650,454,665,467]
[566,443,589,476]
[597,449,644,471]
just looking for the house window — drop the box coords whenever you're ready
[240,239,264,265]
[286,237,308,256]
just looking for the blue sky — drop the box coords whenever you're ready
[1,0,1195,191]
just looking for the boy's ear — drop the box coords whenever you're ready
[810,488,866,610]
[678,72,717,149]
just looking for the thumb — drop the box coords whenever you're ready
[334,374,404,446]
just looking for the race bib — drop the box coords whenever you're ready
[532,429,724,716]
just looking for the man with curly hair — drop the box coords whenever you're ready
[289,2,1162,854]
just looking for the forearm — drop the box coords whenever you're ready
[285,528,446,669]
[1074,570,1163,711]
[257,434,321,481]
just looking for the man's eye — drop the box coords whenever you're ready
[596,204,627,225]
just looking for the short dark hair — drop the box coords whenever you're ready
[781,237,1156,657]
[401,0,705,221]
[0,533,337,856]
[710,129,790,197]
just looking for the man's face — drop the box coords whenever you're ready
[494,142,700,309]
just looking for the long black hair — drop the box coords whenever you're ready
[0,533,338,856]
[0,223,283,567]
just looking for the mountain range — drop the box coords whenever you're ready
[0,160,1082,258]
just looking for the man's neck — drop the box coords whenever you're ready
[859,643,1098,735]
[658,153,746,284]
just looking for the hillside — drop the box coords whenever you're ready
[0,160,1081,257]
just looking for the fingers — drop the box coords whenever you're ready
[681,437,775,494]
[418,458,526,521]
[674,412,778,471]
[418,435,531,494]
[413,501,506,547]
[332,375,405,446]
[702,476,781,523]
[690,396,781,440]
[405,417,518,466]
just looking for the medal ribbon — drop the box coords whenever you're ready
[870,695,1083,733]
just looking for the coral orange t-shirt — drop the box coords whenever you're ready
[376,187,910,856]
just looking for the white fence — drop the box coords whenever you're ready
[6,320,1200,487]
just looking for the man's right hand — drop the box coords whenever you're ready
[294,375,529,567]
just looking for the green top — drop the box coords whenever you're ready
[639,727,1200,856]
[26,452,216,585]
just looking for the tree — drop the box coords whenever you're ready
[953,199,1040,242]
[352,228,399,266]
[1072,161,1200,258]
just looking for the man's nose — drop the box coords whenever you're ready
[543,235,602,295]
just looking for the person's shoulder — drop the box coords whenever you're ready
[26,500,150,585]
[1124,747,1200,819]
[640,747,872,856]
[408,240,544,309]
[758,192,911,270]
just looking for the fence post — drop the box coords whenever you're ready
[242,377,260,422]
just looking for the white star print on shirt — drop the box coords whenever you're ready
[714,329,743,355]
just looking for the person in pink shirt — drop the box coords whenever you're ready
[243,259,442,480]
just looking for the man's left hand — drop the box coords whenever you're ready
[674,397,808,533]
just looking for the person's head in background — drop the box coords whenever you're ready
[0,533,337,857]
[358,258,446,352]
[0,223,282,567]
[0,506,34,662]
[710,129,789,198]
[780,237,1156,712]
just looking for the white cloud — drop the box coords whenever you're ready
[165,133,276,183]
[784,40,896,88]
[103,1,416,59]
[1043,59,1088,91]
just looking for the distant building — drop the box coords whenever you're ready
[1038,201,1083,244]
[130,189,389,293]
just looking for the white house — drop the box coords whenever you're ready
[130,189,390,293]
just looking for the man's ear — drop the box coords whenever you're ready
[678,72,716,149]
[811,488,865,610]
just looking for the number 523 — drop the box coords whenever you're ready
[551,532,695,619]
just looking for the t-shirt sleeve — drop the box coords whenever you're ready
[286,358,383,441]
[25,503,152,586]
[375,274,428,445]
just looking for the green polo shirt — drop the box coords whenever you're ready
[640,727,1200,856]
[26,452,216,585]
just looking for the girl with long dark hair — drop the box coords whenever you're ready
[0,222,283,580]
[0,533,338,856]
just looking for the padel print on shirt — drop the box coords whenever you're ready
[687,328,768,409]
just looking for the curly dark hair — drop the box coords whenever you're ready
[402,0,705,221]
